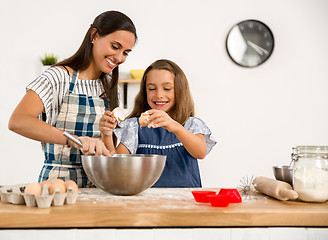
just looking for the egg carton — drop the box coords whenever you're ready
[0,184,78,208]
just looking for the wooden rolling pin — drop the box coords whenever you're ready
[252,176,298,201]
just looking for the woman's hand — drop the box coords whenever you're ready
[99,110,118,136]
[69,136,112,156]
[147,109,180,133]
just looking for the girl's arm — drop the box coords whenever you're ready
[102,134,130,155]
[171,125,207,159]
[100,111,131,155]
[116,143,131,154]
[100,111,116,154]
[9,90,110,156]
[148,110,207,159]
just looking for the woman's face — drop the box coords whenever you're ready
[92,30,135,74]
[146,70,175,112]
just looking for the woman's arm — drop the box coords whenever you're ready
[8,90,67,145]
[9,90,110,156]
[147,109,207,159]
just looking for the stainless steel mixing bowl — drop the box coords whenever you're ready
[273,165,293,186]
[82,154,166,196]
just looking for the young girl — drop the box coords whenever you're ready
[8,11,137,187]
[100,59,216,187]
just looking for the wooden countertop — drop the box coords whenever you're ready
[0,188,327,228]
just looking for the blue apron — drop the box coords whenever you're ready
[136,123,202,188]
[38,70,108,187]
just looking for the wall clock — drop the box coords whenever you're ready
[226,20,274,67]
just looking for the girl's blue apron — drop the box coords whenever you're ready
[38,70,108,187]
[136,122,202,188]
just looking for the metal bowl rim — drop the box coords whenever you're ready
[272,165,293,170]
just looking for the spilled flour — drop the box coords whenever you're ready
[78,188,201,209]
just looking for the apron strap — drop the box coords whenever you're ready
[69,70,78,93]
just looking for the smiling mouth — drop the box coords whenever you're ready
[106,57,116,68]
[154,101,168,106]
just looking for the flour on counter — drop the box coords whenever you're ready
[79,188,193,200]
[77,188,200,209]
[293,167,328,202]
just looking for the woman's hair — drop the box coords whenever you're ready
[55,10,137,110]
[128,59,194,125]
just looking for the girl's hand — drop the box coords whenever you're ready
[147,109,180,133]
[99,110,118,136]
[71,136,112,156]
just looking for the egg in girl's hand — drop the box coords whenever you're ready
[139,111,153,127]
[50,180,66,195]
[64,180,78,192]
[24,182,42,195]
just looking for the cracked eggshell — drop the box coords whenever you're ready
[139,111,151,127]
[112,107,125,122]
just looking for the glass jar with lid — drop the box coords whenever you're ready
[292,146,328,202]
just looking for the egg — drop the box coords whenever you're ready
[112,107,125,123]
[139,111,151,127]
[40,180,52,191]
[64,180,78,192]
[24,182,42,195]
[50,182,66,195]
[53,178,65,185]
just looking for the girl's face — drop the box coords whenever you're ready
[146,70,175,112]
[92,30,135,74]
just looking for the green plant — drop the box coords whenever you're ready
[41,53,58,65]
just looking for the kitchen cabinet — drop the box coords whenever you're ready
[0,188,327,239]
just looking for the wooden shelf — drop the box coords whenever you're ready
[118,79,141,84]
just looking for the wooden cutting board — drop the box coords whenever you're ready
[0,188,327,228]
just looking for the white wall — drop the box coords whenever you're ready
[1,228,328,240]
[1,0,328,188]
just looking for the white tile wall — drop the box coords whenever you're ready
[0,228,327,240]
[115,229,153,240]
[308,228,328,240]
[0,230,36,240]
[154,228,193,240]
[192,228,230,240]
[269,228,307,240]
[76,229,115,240]
[35,229,76,240]
[231,228,270,240]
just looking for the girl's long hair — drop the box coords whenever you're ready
[54,10,137,110]
[128,59,194,125]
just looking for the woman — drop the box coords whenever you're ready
[8,10,137,187]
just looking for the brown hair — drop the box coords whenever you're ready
[54,10,137,110]
[128,59,194,125]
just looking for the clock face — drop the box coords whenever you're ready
[226,20,274,67]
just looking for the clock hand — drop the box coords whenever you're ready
[247,41,269,55]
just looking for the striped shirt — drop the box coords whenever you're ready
[26,66,106,126]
